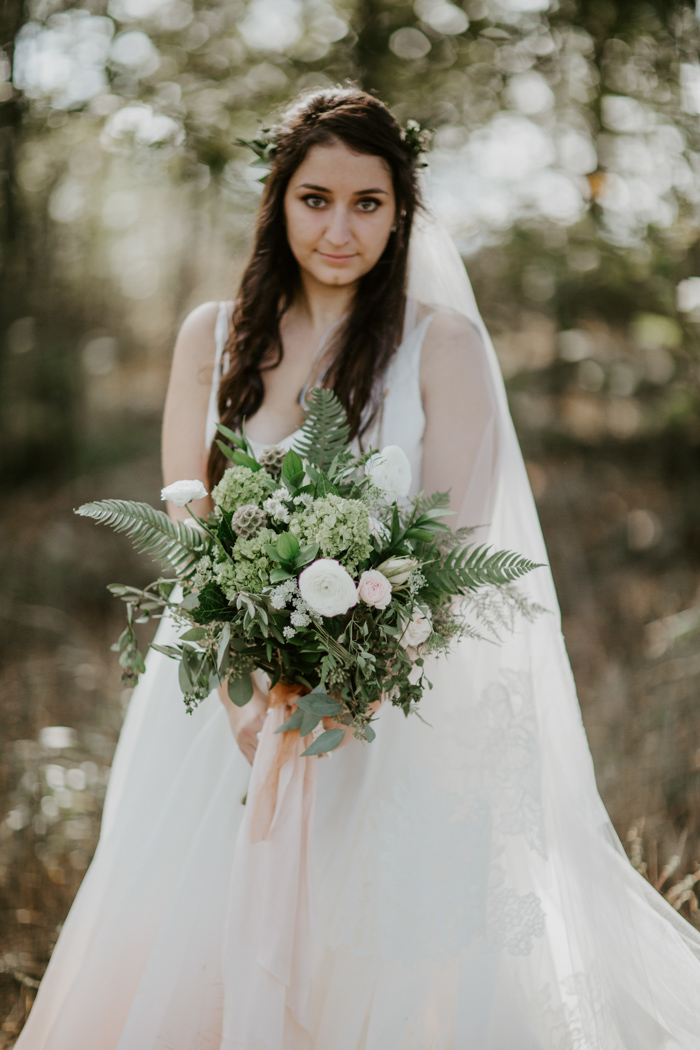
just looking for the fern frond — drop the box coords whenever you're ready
[75,500,209,577]
[431,544,542,593]
[415,490,451,515]
[294,388,350,470]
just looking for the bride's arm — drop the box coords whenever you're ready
[161,301,220,522]
[420,311,499,532]
[162,302,268,761]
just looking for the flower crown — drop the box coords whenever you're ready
[237,117,432,182]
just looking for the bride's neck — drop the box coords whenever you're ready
[291,272,356,333]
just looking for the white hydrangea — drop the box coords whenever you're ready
[263,495,291,524]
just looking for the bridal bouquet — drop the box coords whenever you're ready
[76,390,540,755]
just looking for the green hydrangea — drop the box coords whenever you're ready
[215,527,276,597]
[212,466,269,514]
[290,495,371,572]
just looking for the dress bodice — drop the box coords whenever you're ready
[204,302,431,496]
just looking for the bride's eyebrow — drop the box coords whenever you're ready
[298,183,389,195]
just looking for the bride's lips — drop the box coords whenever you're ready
[317,251,357,264]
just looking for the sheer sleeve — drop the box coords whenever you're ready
[419,310,499,536]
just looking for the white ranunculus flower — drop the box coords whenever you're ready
[161,479,208,506]
[298,559,359,618]
[365,445,412,501]
[398,606,432,649]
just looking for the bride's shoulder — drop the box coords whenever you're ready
[172,300,233,370]
[414,304,491,404]
[413,303,483,358]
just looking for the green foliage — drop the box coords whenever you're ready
[75,499,208,577]
[294,389,350,472]
[425,544,543,596]
[228,673,254,707]
[301,728,346,756]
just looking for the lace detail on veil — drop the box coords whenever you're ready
[330,667,547,965]
[478,669,547,859]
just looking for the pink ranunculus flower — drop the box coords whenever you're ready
[357,569,393,610]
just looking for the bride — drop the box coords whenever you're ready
[17,88,700,1049]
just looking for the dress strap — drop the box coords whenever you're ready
[204,302,231,451]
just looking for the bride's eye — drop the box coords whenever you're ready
[356,198,381,213]
[301,194,327,209]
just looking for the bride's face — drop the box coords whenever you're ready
[283,139,397,289]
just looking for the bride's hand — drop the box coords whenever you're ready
[219,680,268,765]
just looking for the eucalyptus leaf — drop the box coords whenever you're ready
[301,728,346,756]
[274,708,304,733]
[217,623,231,667]
[299,709,322,736]
[179,659,193,693]
[151,643,181,658]
[228,674,254,707]
[179,626,208,642]
[296,692,344,717]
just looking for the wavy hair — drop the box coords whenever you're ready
[206,87,422,490]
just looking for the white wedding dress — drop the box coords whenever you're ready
[16,217,700,1050]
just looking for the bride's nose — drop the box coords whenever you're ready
[323,205,352,247]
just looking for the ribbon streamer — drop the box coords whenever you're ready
[221,683,318,1050]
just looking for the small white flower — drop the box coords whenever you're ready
[283,625,297,639]
[161,479,208,506]
[290,609,311,628]
[192,555,213,589]
[270,579,297,609]
[298,559,359,618]
[293,493,314,507]
[263,496,291,524]
[365,446,412,501]
[398,606,432,649]
[357,569,393,610]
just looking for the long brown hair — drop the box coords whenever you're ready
[206,87,422,490]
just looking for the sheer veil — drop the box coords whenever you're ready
[399,206,700,1046]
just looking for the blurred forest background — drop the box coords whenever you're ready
[1,0,700,1038]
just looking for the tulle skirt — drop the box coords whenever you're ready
[15,608,700,1050]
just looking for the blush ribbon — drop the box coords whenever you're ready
[221,682,318,1050]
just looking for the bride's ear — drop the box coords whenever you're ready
[391,209,407,234]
